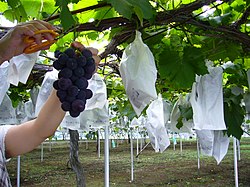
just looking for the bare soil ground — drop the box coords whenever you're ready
[6,138,250,187]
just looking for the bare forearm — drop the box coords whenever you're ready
[5,89,65,157]
[35,89,65,139]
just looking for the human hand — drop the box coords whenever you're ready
[71,41,101,71]
[0,20,56,64]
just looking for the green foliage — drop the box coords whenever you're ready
[202,38,243,62]
[3,0,28,22]
[157,45,208,89]
[223,88,244,139]
[106,0,155,25]
[85,131,97,140]
[55,0,76,30]
[8,86,30,108]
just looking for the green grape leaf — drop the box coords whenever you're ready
[0,1,7,12]
[176,116,183,129]
[183,47,208,75]
[179,105,193,121]
[202,38,242,61]
[3,0,28,22]
[133,6,144,26]
[59,1,76,30]
[21,0,43,19]
[224,101,244,140]
[158,46,207,89]
[107,0,133,19]
[223,89,244,140]
[107,0,155,21]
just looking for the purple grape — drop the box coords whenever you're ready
[66,58,78,70]
[71,99,86,112]
[53,80,60,90]
[58,53,68,66]
[67,86,79,97]
[84,73,93,80]
[61,101,71,111]
[64,47,75,58]
[58,78,72,90]
[85,89,93,99]
[58,68,73,78]
[56,90,67,100]
[86,57,95,66]
[77,56,87,67]
[66,96,76,103]
[53,60,64,70]
[54,50,62,58]
[74,78,88,89]
[82,49,92,58]
[69,110,80,118]
[73,67,85,77]
[70,74,78,82]
[85,64,96,74]
[76,90,86,100]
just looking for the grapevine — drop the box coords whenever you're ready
[53,47,96,117]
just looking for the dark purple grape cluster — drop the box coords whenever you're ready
[53,47,96,117]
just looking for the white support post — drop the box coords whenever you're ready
[236,139,241,161]
[41,142,44,162]
[17,155,20,187]
[140,136,143,151]
[98,129,101,159]
[49,139,52,152]
[136,128,139,155]
[197,138,200,170]
[130,128,134,182]
[104,125,109,187]
[233,137,239,187]
[173,134,176,151]
[180,134,182,155]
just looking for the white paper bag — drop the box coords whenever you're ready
[35,69,58,116]
[190,64,226,130]
[24,100,36,121]
[119,31,157,116]
[0,94,17,125]
[85,73,107,110]
[80,101,109,130]
[196,129,229,164]
[130,117,140,128]
[0,63,10,105]
[30,86,40,106]
[15,101,27,123]
[145,95,170,153]
[212,130,230,164]
[8,52,39,86]
[196,129,214,156]
[60,113,81,131]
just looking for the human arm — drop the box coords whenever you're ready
[5,89,64,157]
[4,43,100,158]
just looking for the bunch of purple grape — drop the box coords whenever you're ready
[53,47,96,117]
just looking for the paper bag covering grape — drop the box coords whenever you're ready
[190,62,229,165]
[145,94,170,153]
[119,31,157,116]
